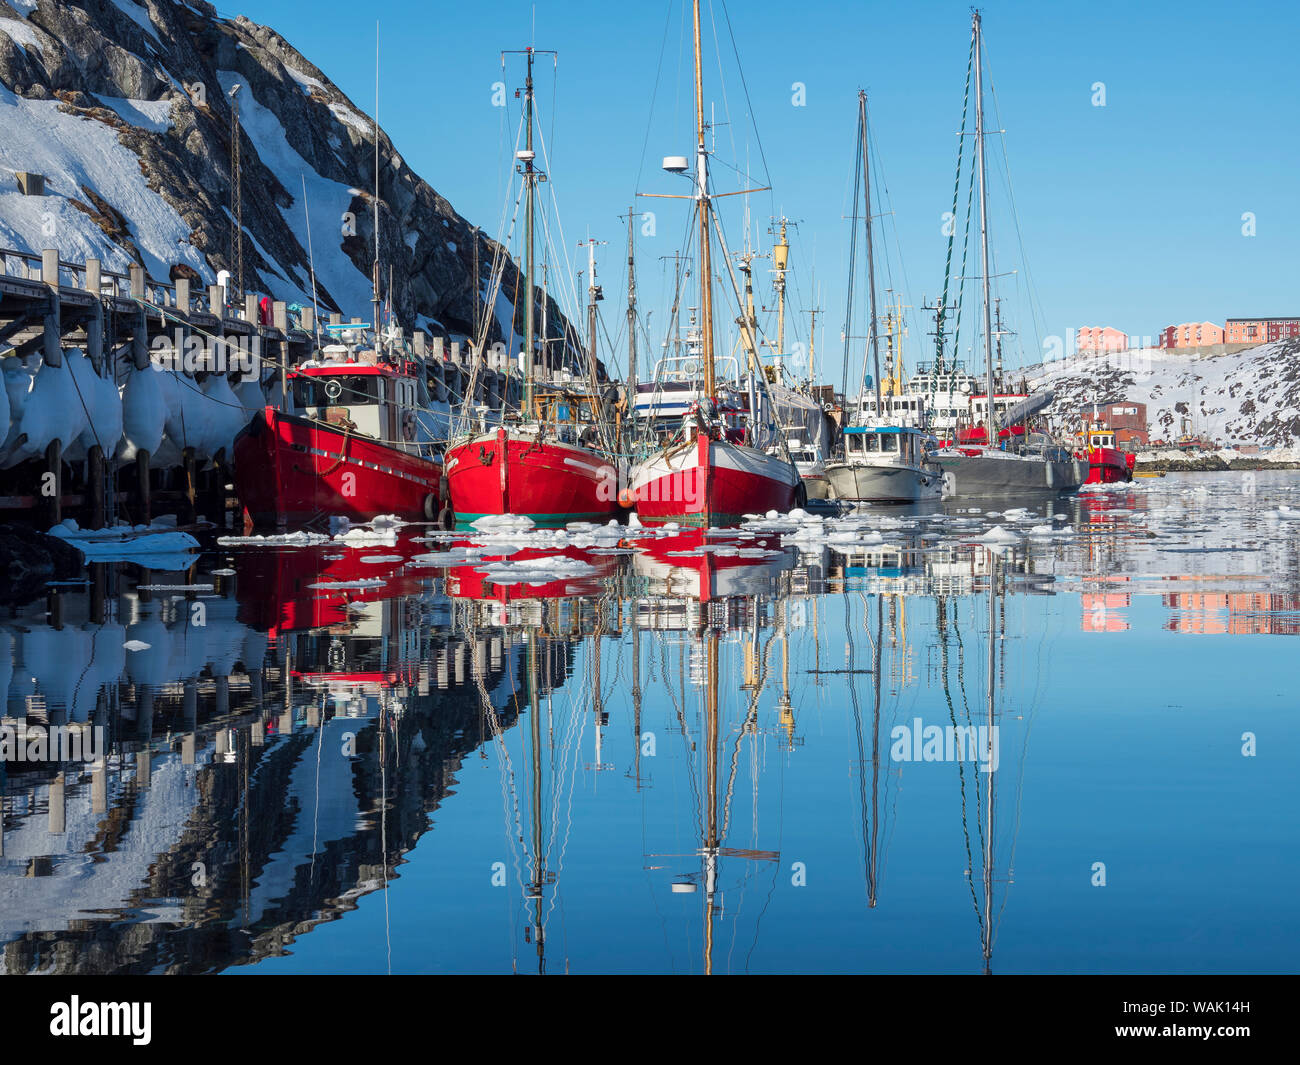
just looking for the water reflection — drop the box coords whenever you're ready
[0,471,1295,973]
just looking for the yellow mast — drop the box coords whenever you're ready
[773,217,790,355]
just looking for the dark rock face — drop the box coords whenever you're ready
[0,0,578,362]
[0,524,84,603]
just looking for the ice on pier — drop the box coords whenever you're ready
[118,362,167,462]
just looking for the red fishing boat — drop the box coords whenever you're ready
[233,349,448,528]
[1078,426,1135,484]
[631,412,800,527]
[443,47,619,529]
[627,0,799,527]
[445,391,619,527]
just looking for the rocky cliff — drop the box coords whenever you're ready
[0,0,574,357]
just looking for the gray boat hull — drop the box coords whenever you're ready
[826,461,943,503]
[938,452,1086,498]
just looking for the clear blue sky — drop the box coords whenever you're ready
[232,0,1299,386]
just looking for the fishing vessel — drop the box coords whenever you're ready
[629,1,799,526]
[234,338,449,527]
[1078,424,1135,484]
[928,12,1085,500]
[825,92,943,505]
[444,47,620,528]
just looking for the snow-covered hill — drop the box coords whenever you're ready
[1022,338,1300,446]
[0,0,569,349]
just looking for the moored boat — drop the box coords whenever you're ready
[1078,426,1135,484]
[443,46,619,529]
[827,424,942,503]
[628,0,798,527]
[233,351,447,527]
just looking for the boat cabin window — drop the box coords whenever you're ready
[294,374,380,408]
[879,432,898,452]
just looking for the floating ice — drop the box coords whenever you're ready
[123,640,152,652]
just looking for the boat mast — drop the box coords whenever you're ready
[860,91,881,421]
[523,47,537,417]
[626,206,638,405]
[773,217,790,355]
[973,11,996,444]
[372,29,382,351]
[585,238,604,399]
[692,0,716,400]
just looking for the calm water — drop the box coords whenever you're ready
[2,471,1297,974]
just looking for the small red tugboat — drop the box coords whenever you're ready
[1078,426,1135,484]
[233,347,448,528]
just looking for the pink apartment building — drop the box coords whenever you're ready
[1076,326,1129,352]
[1157,322,1224,348]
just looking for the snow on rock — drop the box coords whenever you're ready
[1025,338,1300,447]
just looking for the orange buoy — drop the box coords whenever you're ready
[617,487,636,508]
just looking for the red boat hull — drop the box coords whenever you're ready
[443,428,619,526]
[631,434,800,527]
[1082,445,1134,484]
[232,406,445,527]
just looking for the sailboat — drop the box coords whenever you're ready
[930,12,1085,500]
[628,0,801,527]
[825,92,943,505]
[443,47,621,528]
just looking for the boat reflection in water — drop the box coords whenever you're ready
[0,471,1293,973]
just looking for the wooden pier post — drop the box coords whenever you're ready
[244,293,258,323]
[129,263,144,301]
[137,683,154,741]
[91,758,107,815]
[41,249,62,369]
[136,749,151,786]
[89,444,106,529]
[182,446,197,524]
[44,438,61,527]
[84,257,104,374]
[137,449,152,524]
[48,774,66,835]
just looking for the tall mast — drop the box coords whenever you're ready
[372,27,381,350]
[625,208,638,398]
[773,217,790,355]
[692,0,715,399]
[523,47,537,415]
[860,91,881,418]
[585,238,606,403]
[808,303,818,388]
[973,11,996,444]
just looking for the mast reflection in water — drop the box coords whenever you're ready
[0,471,1295,973]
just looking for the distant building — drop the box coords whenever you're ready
[1077,401,1148,448]
[1224,317,1300,345]
[1157,322,1224,348]
[1076,326,1129,353]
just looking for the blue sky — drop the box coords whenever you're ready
[234,0,1299,386]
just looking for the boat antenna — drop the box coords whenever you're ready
[301,171,321,352]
